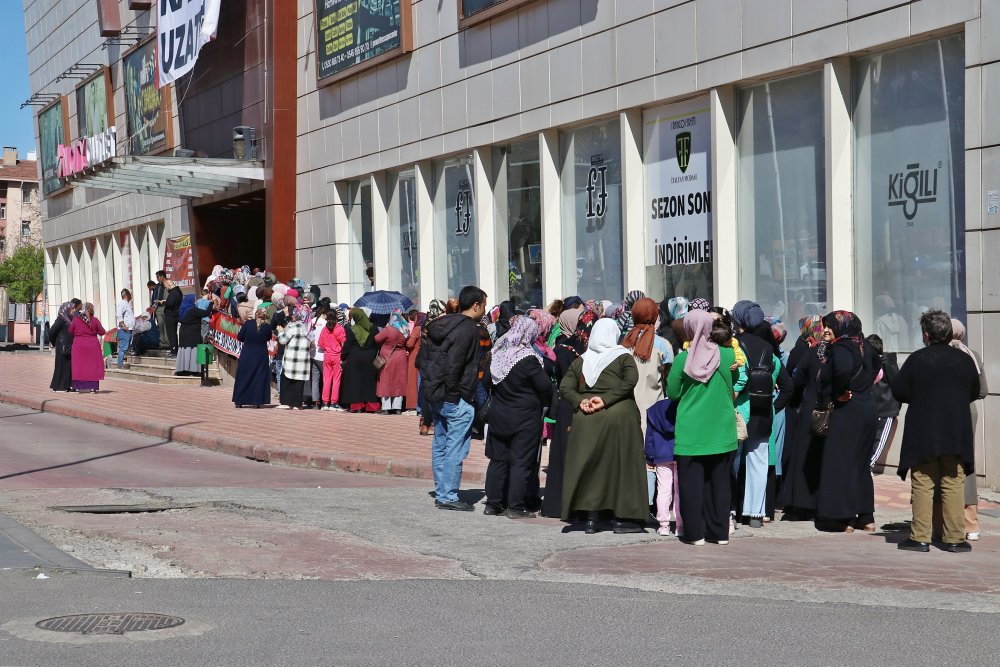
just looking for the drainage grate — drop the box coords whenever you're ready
[36,613,185,635]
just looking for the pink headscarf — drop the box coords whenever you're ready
[683,310,720,383]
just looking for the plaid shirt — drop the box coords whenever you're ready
[277,321,311,381]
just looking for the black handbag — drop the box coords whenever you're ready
[474,394,493,429]
[810,403,833,437]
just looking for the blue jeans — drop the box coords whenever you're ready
[116,330,133,368]
[430,399,474,503]
[734,437,769,518]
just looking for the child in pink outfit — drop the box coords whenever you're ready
[317,316,346,409]
[645,398,682,537]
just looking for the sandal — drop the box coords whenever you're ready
[419,424,429,436]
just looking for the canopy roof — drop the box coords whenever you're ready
[62,156,264,199]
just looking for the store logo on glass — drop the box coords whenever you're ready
[888,162,940,222]
[675,132,691,174]
[585,155,608,233]
[455,180,472,236]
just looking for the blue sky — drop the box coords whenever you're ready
[0,3,36,155]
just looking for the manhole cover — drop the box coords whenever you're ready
[36,613,184,635]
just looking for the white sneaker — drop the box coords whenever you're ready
[713,540,729,545]
[276,405,290,410]
[656,527,672,537]
[967,532,981,541]
[687,538,706,546]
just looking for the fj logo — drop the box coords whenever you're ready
[675,132,691,174]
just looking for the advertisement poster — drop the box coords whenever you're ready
[164,234,196,289]
[157,0,220,87]
[208,311,276,359]
[124,40,168,155]
[643,98,713,268]
[315,0,408,82]
[38,101,65,195]
[76,70,111,138]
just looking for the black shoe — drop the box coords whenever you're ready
[584,519,599,534]
[483,504,505,516]
[435,500,474,512]
[749,518,764,528]
[897,538,930,552]
[946,541,973,553]
[504,508,536,520]
[613,520,646,534]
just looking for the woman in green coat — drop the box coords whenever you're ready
[667,310,739,545]
[559,319,649,534]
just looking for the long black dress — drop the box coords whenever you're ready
[779,346,829,514]
[48,317,73,391]
[163,286,182,352]
[815,342,877,523]
[233,321,273,407]
[540,342,582,518]
[340,327,379,408]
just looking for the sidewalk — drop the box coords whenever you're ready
[0,351,967,512]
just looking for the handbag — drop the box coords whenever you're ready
[373,336,399,371]
[735,409,748,440]
[810,403,833,437]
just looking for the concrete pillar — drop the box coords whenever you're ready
[370,171,391,292]
[824,58,854,312]
[473,146,501,302]
[539,129,564,303]
[620,109,646,294]
[415,161,442,302]
[710,86,739,308]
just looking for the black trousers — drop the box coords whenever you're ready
[484,424,541,511]
[164,313,179,350]
[676,451,735,543]
[280,377,306,409]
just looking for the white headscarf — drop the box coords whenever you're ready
[581,319,630,387]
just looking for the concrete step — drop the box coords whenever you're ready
[123,362,222,379]
[105,367,220,386]
[126,354,219,368]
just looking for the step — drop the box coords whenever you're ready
[127,354,219,369]
[105,367,220,386]
[121,364,222,380]
[123,360,221,375]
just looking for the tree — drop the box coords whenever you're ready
[0,245,44,304]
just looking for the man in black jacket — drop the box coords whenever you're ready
[893,309,980,553]
[423,285,487,511]
[163,279,183,357]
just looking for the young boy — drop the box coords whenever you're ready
[646,398,681,537]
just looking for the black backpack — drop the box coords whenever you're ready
[745,342,776,416]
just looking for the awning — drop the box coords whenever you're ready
[62,156,265,199]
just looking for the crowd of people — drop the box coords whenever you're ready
[48,270,988,552]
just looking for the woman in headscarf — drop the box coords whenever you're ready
[494,300,516,340]
[949,319,989,541]
[405,311,426,427]
[765,318,790,522]
[275,305,312,409]
[340,307,380,413]
[666,310,740,545]
[173,297,212,377]
[305,303,330,409]
[815,310,877,532]
[68,303,106,393]
[527,309,557,375]
[615,290,646,334]
[542,310,596,518]
[49,299,81,392]
[233,307,274,408]
[559,319,648,534]
[373,311,409,414]
[484,317,553,518]
[556,306,583,349]
[622,297,674,434]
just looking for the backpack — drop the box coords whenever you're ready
[745,343,776,416]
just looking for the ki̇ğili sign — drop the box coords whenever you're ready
[315,0,406,82]
[644,99,713,267]
[124,40,168,155]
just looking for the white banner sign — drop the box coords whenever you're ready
[644,98,712,267]
[157,0,221,87]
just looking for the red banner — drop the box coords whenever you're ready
[164,234,196,289]
[208,312,275,359]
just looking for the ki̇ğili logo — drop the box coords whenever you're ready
[455,180,472,236]
[585,155,608,232]
[888,162,940,223]
[675,132,692,174]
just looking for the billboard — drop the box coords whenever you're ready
[38,101,66,196]
[315,0,412,84]
[123,39,170,155]
[76,68,113,138]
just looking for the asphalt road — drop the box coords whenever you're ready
[2,575,998,667]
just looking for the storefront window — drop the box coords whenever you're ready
[737,72,826,337]
[391,171,420,305]
[853,35,965,353]
[495,140,542,309]
[435,156,478,298]
[560,120,623,302]
[347,181,374,292]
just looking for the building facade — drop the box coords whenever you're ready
[294,0,999,485]
[0,147,42,342]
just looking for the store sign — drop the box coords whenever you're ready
[585,155,608,231]
[315,0,411,83]
[157,0,220,87]
[124,39,169,155]
[38,101,66,195]
[454,180,472,236]
[164,234,196,289]
[644,99,713,267]
[57,127,117,178]
[887,161,940,222]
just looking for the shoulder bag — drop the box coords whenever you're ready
[810,362,863,437]
[373,335,399,371]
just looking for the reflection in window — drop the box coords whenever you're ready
[393,171,420,305]
[495,140,542,309]
[737,72,826,339]
[435,156,477,298]
[560,121,624,302]
[347,181,374,292]
[853,35,965,353]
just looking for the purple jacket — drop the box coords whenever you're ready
[645,398,678,465]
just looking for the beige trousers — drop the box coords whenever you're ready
[911,455,965,545]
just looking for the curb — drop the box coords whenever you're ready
[0,390,486,484]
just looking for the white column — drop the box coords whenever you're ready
[620,109,646,294]
[710,86,739,308]
[539,129,564,303]
[331,181,353,306]
[415,161,442,302]
[473,147,501,302]
[824,58,854,313]
[492,149,512,304]
[370,172,392,292]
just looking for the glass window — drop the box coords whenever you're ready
[495,139,542,309]
[21,221,30,238]
[0,203,6,219]
[853,35,965,353]
[560,120,624,302]
[737,72,826,337]
[21,187,31,204]
[391,171,420,305]
[346,181,374,291]
[434,155,478,298]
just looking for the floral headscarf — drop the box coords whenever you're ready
[689,297,710,312]
[57,301,76,324]
[389,310,409,335]
[427,299,447,320]
[798,315,824,347]
[528,309,556,361]
[824,310,864,354]
[767,317,787,346]
[668,296,690,320]
[292,305,312,325]
[490,316,541,384]
[564,310,596,356]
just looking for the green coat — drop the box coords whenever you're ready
[667,347,739,457]
[558,354,648,522]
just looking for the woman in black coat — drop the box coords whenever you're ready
[340,307,379,413]
[174,299,212,376]
[233,309,273,408]
[485,317,553,517]
[163,280,183,355]
[815,311,877,532]
[49,300,80,392]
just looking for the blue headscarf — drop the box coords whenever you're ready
[179,294,197,319]
[732,300,765,331]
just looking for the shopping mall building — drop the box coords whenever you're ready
[28,0,999,484]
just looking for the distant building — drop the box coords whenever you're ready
[0,146,42,344]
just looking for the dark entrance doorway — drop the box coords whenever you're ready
[192,192,266,286]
